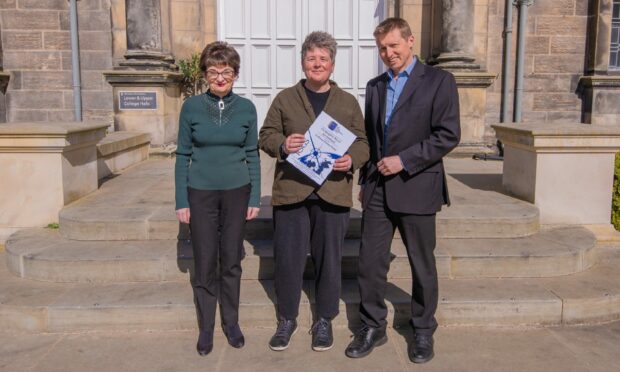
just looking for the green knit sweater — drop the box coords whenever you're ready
[175,91,261,209]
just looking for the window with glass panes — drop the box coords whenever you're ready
[612,0,620,69]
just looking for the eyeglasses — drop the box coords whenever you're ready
[206,69,236,80]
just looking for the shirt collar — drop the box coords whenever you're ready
[387,57,417,80]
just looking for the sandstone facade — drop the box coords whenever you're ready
[0,0,617,145]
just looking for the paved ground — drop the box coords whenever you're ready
[1,321,619,372]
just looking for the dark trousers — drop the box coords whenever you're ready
[358,181,438,335]
[188,184,250,331]
[273,198,350,320]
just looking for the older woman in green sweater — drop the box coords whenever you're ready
[175,41,260,356]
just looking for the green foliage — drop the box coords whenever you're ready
[612,153,620,230]
[177,53,205,99]
[46,223,60,229]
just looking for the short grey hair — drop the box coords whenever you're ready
[301,31,338,61]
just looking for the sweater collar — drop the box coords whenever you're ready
[205,89,235,101]
[295,79,339,122]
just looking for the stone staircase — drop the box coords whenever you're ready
[2,158,619,333]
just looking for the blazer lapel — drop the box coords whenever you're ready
[295,80,318,124]
[376,73,388,149]
[391,62,425,117]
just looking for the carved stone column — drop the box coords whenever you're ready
[431,0,496,155]
[120,0,176,71]
[435,0,479,70]
[104,0,182,146]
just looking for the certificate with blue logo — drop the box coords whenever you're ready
[286,111,356,185]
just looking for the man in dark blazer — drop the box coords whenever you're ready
[345,18,460,364]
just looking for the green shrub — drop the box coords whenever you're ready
[46,223,59,229]
[177,53,205,99]
[612,153,620,230]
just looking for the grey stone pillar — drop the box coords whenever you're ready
[120,0,176,70]
[435,0,479,70]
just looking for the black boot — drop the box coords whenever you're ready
[223,323,245,348]
[196,329,213,356]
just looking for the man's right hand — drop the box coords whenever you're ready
[176,208,190,224]
[283,133,306,154]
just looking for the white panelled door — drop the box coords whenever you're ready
[218,0,387,127]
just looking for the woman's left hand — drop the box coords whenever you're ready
[333,154,352,172]
[246,207,260,220]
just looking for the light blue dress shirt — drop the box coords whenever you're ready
[384,57,417,155]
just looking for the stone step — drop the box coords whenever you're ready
[2,251,619,333]
[5,226,596,283]
[56,159,539,241]
[58,202,539,241]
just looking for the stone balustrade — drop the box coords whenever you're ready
[0,122,108,242]
[493,123,620,225]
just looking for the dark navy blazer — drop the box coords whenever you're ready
[360,62,461,214]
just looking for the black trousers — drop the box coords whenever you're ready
[273,198,350,320]
[358,181,438,335]
[188,184,250,331]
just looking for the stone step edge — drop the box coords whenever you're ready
[5,227,597,283]
[57,204,540,241]
[1,256,619,333]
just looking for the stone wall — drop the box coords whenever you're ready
[0,0,114,125]
[171,0,216,58]
[486,0,587,125]
[2,0,614,136]
[400,0,434,59]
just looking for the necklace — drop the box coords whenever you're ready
[203,93,238,127]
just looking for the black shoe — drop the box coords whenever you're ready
[345,325,387,358]
[269,319,298,351]
[223,323,245,348]
[196,330,213,356]
[310,317,333,351]
[408,333,434,363]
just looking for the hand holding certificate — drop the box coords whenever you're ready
[286,112,356,185]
